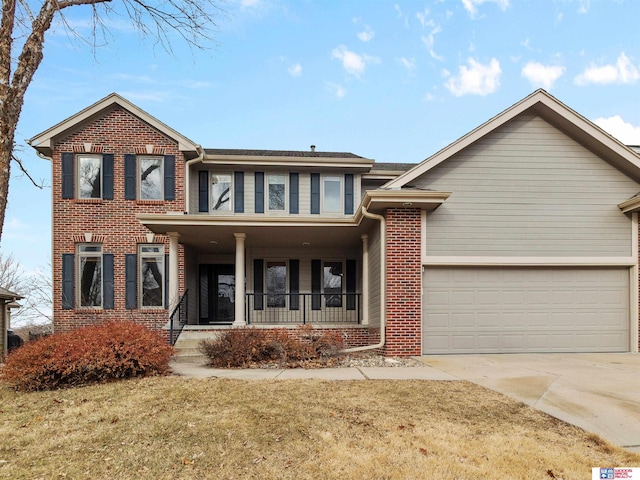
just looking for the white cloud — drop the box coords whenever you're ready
[331,45,378,78]
[357,26,375,42]
[593,116,640,145]
[575,53,640,85]
[444,57,501,96]
[422,92,435,102]
[288,63,302,77]
[521,62,565,89]
[399,57,416,72]
[421,25,443,61]
[462,0,509,17]
[416,8,434,28]
[326,82,346,98]
[577,0,590,14]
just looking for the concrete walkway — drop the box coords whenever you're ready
[170,353,640,453]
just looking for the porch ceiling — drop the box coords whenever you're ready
[137,214,374,253]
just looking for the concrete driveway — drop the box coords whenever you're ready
[420,353,640,452]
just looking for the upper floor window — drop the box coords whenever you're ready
[139,157,163,200]
[77,154,102,199]
[124,154,175,201]
[268,174,286,211]
[61,153,113,200]
[78,244,103,308]
[323,176,342,213]
[211,173,232,211]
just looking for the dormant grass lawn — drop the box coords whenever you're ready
[1,376,638,479]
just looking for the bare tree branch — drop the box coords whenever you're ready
[12,153,44,188]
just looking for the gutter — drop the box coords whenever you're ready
[342,205,386,353]
[184,146,206,213]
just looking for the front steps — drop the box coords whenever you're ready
[172,330,222,364]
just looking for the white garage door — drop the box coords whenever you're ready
[422,267,630,354]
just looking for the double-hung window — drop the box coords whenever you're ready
[268,174,286,211]
[322,176,342,213]
[78,244,103,308]
[266,261,287,308]
[139,245,164,308]
[61,153,113,200]
[139,157,163,200]
[323,261,343,307]
[124,154,175,201]
[77,154,102,199]
[211,173,232,211]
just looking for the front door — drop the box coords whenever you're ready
[199,264,235,324]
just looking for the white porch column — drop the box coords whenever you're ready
[167,232,180,311]
[361,234,369,325]
[233,233,247,326]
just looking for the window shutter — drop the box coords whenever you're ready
[234,171,244,213]
[255,172,264,213]
[289,259,299,310]
[254,259,264,310]
[61,153,74,199]
[62,254,75,309]
[310,173,320,214]
[311,259,321,310]
[198,171,209,212]
[346,259,356,311]
[125,254,137,309]
[124,154,136,200]
[102,154,114,200]
[344,174,354,215]
[289,173,299,214]
[103,254,114,309]
[164,155,175,201]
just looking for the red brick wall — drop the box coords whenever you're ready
[383,208,422,356]
[52,106,185,334]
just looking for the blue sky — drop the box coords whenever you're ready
[3,0,640,281]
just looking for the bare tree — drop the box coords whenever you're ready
[0,0,222,241]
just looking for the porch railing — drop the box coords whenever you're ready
[245,293,361,325]
[169,289,189,345]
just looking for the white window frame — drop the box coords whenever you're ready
[323,259,344,308]
[322,175,343,213]
[77,243,103,308]
[210,172,233,213]
[76,154,102,199]
[267,173,287,212]
[138,156,164,200]
[138,244,165,309]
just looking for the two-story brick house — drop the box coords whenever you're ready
[29,89,640,355]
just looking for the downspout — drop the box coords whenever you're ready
[342,205,386,353]
[184,145,206,213]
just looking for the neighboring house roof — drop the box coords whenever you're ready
[204,148,366,159]
[28,92,201,158]
[384,89,640,189]
[0,286,23,302]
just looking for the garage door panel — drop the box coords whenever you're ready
[423,267,629,353]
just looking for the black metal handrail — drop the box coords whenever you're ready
[169,289,189,345]
[245,292,361,325]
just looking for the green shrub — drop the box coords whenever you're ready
[1,321,174,392]
[199,326,345,368]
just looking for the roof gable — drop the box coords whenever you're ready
[28,93,200,158]
[385,89,640,188]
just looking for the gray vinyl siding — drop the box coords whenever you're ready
[367,225,381,327]
[414,113,640,257]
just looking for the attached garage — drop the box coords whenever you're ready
[422,266,630,354]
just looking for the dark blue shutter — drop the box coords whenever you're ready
[102,154,114,200]
[311,259,321,310]
[61,153,74,199]
[62,254,75,309]
[124,154,136,200]
[310,173,320,214]
[346,259,356,311]
[234,171,244,213]
[289,259,299,310]
[344,174,354,215]
[289,173,299,214]
[163,155,175,201]
[103,254,114,309]
[254,259,264,310]
[255,172,264,213]
[125,254,137,309]
[198,171,209,212]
